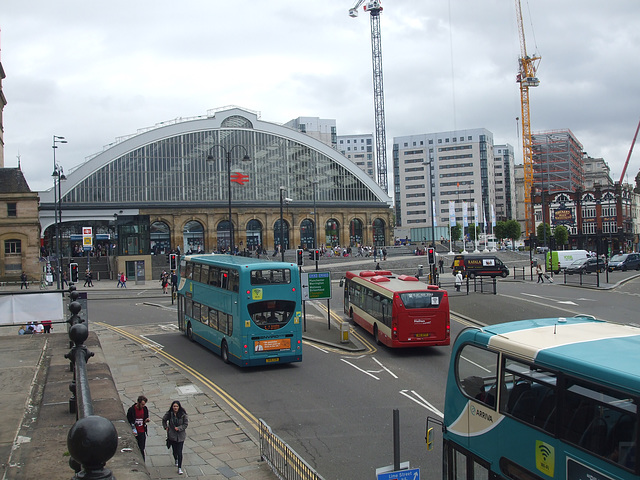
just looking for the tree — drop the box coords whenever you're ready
[451,223,462,243]
[537,222,551,245]
[468,223,480,241]
[494,221,507,242]
[503,220,522,249]
[554,225,569,249]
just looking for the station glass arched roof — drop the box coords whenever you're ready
[42,107,391,209]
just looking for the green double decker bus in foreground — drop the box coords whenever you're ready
[437,316,638,480]
[177,254,303,367]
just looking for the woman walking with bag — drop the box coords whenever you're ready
[162,400,189,475]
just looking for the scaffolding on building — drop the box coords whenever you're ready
[532,129,585,194]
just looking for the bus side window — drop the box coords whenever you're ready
[209,267,220,287]
[193,302,201,323]
[183,262,192,279]
[456,344,498,409]
[193,264,202,283]
[229,270,239,292]
[209,309,218,330]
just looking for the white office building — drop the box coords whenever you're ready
[284,116,337,150]
[393,128,496,230]
[493,144,517,222]
[337,133,376,181]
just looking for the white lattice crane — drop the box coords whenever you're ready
[349,0,388,193]
[515,0,541,236]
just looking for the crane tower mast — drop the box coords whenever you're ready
[349,1,389,193]
[515,0,540,237]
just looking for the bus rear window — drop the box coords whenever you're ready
[248,300,296,330]
[250,269,291,285]
[399,291,443,309]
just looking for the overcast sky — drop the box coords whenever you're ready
[2,0,639,194]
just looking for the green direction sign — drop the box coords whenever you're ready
[301,272,331,300]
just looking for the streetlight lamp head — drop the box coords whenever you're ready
[242,154,251,162]
[284,197,293,203]
[206,154,214,161]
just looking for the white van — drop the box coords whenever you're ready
[546,250,589,273]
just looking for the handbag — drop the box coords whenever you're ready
[166,436,171,449]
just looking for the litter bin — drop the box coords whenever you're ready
[340,322,350,344]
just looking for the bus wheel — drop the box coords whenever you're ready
[221,340,230,364]
[468,272,476,280]
[186,323,194,342]
[373,325,382,346]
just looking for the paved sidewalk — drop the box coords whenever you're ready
[0,277,364,479]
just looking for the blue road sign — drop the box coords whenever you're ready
[377,467,420,480]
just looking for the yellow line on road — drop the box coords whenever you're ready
[94,322,260,433]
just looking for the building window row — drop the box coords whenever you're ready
[438,145,472,152]
[439,154,473,161]
[441,189,475,196]
[403,150,424,155]
[439,171,474,178]
[406,201,426,207]
[440,180,474,187]
[439,162,474,169]
[405,175,425,182]
[406,193,426,198]
[403,158,424,164]
[407,210,427,216]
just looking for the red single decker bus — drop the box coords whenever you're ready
[343,270,450,347]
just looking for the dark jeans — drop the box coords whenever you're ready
[135,432,147,461]
[170,440,184,467]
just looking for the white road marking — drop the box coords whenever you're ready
[139,336,164,350]
[306,343,329,353]
[341,359,380,380]
[400,390,444,418]
[372,357,398,379]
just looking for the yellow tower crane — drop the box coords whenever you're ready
[515,0,541,237]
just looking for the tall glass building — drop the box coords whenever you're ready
[39,107,392,273]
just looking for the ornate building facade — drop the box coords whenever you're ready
[38,107,393,278]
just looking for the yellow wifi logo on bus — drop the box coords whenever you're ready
[535,441,554,476]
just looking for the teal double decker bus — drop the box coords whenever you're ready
[177,254,302,367]
[438,316,638,480]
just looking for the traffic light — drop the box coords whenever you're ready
[314,249,320,261]
[70,263,78,283]
[169,253,178,271]
[427,247,435,265]
[296,249,303,266]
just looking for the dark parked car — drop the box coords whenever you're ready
[608,253,640,271]
[565,257,605,275]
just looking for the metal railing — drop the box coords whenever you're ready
[64,283,119,479]
[259,419,325,480]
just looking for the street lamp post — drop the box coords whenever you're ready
[313,180,318,249]
[424,160,436,281]
[207,145,250,254]
[279,187,292,262]
[52,135,67,289]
